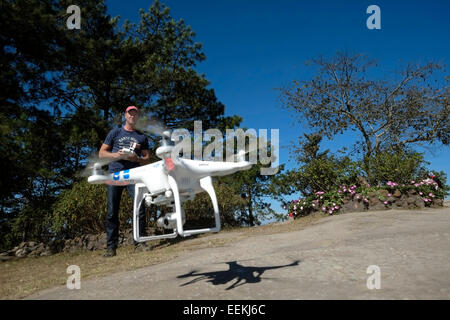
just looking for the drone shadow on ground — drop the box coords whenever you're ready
[177,260,300,290]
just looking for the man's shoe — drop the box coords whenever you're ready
[134,242,152,252]
[104,247,116,257]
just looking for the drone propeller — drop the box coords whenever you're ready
[77,152,116,178]
[136,116,170,138]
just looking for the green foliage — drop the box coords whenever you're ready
[297,155,361,194]
[219,165,284,226]
[364,149,428,185]
[278,131,448,219]
[0,0,244,249]
[280,52,449,185]
[51,181,132,238]
[215,132,285,226]
[11,204,53,244]
[275,134,362,198]
[183,181,247,229]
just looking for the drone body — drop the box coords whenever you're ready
[87,132,252,242]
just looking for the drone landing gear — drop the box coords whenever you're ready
[133,184,177,242]
[132,176,221,242]
[168,175,221,237]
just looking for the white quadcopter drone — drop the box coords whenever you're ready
[87,129,252,242]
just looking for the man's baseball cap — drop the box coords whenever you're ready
[125,106,138,113]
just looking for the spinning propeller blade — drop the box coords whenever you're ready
[77,153,115,177]
[136,116,170,137]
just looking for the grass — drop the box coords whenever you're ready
[0,213,327,300]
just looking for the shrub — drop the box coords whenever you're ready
[183,181,247,228]
[365,150,427,185]
[294,155,362,195]
[286,176,447,218]
[50,181,133,238]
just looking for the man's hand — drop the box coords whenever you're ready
[127,153,139,162]
[118,150,139,162]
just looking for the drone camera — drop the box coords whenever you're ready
[157,213,177,229]
[157,211,186,230]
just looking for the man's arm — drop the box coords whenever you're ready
[99,143,128,161]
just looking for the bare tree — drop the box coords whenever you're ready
[280,52,449,179]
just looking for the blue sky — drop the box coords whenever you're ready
[106,0,450,213]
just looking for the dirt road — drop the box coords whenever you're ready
[26,207,450,299]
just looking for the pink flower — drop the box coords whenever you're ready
[419,192,423,195]
[334,206,339,210]
[300,206,303,210]
[322,207,326,211]
[387,193,392,197]
[384,201,388,205]
[328,210,333,214]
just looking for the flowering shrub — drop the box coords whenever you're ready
[385,178,444,204]
[286,189,346,217]
[286,177,446,218]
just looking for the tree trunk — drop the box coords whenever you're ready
[247,188,255,226]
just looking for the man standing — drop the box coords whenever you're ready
[99,106,151,257]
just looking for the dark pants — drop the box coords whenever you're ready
[106,184,146,249]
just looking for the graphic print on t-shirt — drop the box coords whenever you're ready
[118,136,141,152]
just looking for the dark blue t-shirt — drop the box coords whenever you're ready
[104,127,150,173]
